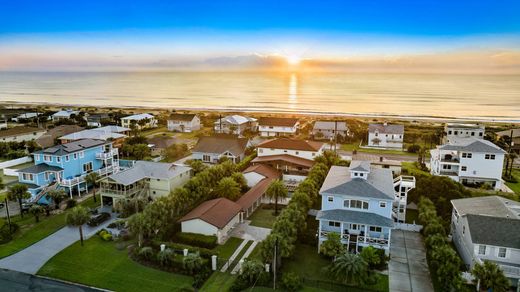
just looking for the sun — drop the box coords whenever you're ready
[287,55,301,65]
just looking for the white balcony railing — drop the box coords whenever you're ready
[357,235,389,246]
[60,165,118,187]
[96,149,118,160]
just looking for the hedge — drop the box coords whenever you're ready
[174,232,218,249]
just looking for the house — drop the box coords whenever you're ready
[58,126,130,148]
[430,138,506,190]
[99,161,191,208]
[12,112,41,122]
[85,113,110,127]
[450,196,520,286]
[147,136,176,156]
[312,121,349,140]
[214,115,257,135]
[496,128,520,154]
[167,113,200,132]
[0,126,46,142]
[238,164,281,217]
[17,139,120,201]
[36,125,84,148]
[120,113,157,129]
[367,123,404,149]
[52,109,79,121]
[191,135,249,163]
[179,198,242,244]
[444,123,485,144]
[257,117,299,137]
[317,161,415,254]
[0,120,7,130]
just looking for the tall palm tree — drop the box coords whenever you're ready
[85,172,100,203]
[214,177,241,201]
[29,204,44,223]
[472,261,510,292]
[128,212,148,248]
[7,184,30,218]
[266,180,288,215]
[66,206,91,246]
[327,252,369,285]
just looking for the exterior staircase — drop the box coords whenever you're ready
[30,182,58,204]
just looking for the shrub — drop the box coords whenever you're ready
[157,248,174,267]
[66,199,77,209]
[102,233,113,241]
[407,144,421,153]
[319,232,345,258]
[192,267,211,288]
[0,221,19,244]
[138,246,155,260]
[281,272,302,292]
[107,219,126,229]
[174,232,217,249]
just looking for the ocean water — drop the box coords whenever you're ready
[0,71,519,120]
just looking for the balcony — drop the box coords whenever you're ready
[393,175,416,188]
[357,235,389,246]
[96,149,118,160]
[440,170,458,176]
[60,165,119,187]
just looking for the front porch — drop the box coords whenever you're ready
[318,222,391,253]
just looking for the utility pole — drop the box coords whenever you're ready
[273,237,277,290]
[334,120,338,153]
[508,128,514,177]
[219,114,222,134]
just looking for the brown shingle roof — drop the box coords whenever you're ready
[237,177,276,210]
[243,164,281,179]
[258,117,299,127]
[36,125,85,148]
[178,198,241,229]
[192,135,249,157]
[0,126,45,138]
[252,154,315,168]
[257,138,323,151]
[169,113,197,122]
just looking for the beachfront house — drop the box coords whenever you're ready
[99,161,191,208]
[444,123,485,144]
[317,161,415,254]
[85,113,110,127]
[147,136,176,156]
[191,135,250,164]
[58,125,129,148]
[367,123,404,149]
[312,121,349,140]
[52,109,79,122]
[120,113,157,130]
[214,115,257,135]
[238,164,281,217]
[167,113,201,133]
[0,126,46,142]
[430,138,505,190]
[451,196,520,286]
[496,128,520,154]
[12,112,41,123]
[17,139,120,202]
[258,117,299,137]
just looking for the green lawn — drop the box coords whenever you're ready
[505,169,520,194]
[201,272,237,292]
[401,162,430,176]
[0,197,99,259]
[213,237,244,259]
[38,237,193,292]
[249,206,278,229]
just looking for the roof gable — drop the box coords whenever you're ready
[258,117,299,127]
[192,135,249,156]
[466,214,520,249]
[178,198,241,229]
[257,138,323,151]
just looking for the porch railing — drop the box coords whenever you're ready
[60,165,118,187]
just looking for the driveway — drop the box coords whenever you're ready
[389,230,434,292]
[0,215,116,275]
[230,220,271,241]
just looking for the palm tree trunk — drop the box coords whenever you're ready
[505,157,510,178]
[274,195,279,215]
[79,226,84,246]
[93,188,97,202]
[138,233,142,248]
[18,198,23,218]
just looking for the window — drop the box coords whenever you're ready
[498,248,507,258]
[354,172,359,176]
[471,132,475,136]
[73,153,78,160]
[202,154,211,162]
[454,131,458,135]
[479,132,483,137]
[35,154,40,161]
[44,172,50,180]
[295,151,299,155]
[485,154,495,160]
[349,200,369,210]
[312,153,316,156]
[79,151,84,158]
[478,245,486,255]
[328,221,340,227]
[462,153,472,158]
[56,156,61,163]
[65,155,70,162]
[83,162,93,173]
[258,149,263,153]
[369,226,382,232]
[379,201,386,208]
[359,173,364,177]
[43,155,52,162]
[448,130,452,135]
[461,166,467,171]
[343,200,349,208]
[327,196,333,202]
[22,173,34,181]
[462,226,465,234]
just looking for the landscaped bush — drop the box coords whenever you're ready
[0,220,19,244]
[174,232,217,249]
[101,233,113,241]
[65,199,77,209]
[157,248,175,267]
[407,144,421,153]
[230,260,269,292]
[138,246,155,260]
[281,272,303,292]
[107,219,126,229]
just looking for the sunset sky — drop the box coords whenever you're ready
[1,0,519,72]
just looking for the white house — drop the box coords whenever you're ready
[312,121,349,140]
[167,113,201,133]
[214,115,257,135]
[179,198,242,244]
[0,126,46,142]
[238,164,281,218]
[191,135,250,163]
[451,196,520,286]
[12,112,41,122]
[257,117,299,137]
[121,113,157,129]
[317,161,415,254]
[444,123,485,144]
[58,126,129,146]
[52,109,79,121]
[430,138,506,190]
[256,138,325,161]
[85,113,109,127]
[367,123,404,149]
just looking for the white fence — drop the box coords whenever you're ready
[394,222,423,232]
[0,156,32,169]
[3,168,19,176]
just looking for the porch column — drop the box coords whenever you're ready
[364,225,368,243]
[69,187,72,199]
[78,184,81,197]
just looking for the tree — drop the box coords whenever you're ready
[319,232,345,258]
[472,261,510,292]
[214,177,241,201]
[265,179,288,215]
[66,206,91,246]
[314,150,341,168]
[231,172,247,191]
[29,204,44,223]
[7,184,30,218]
[359,246,381,268]
[132,144,150,160]
[128,212,148,247]
[183,252,204,275]
[85,172,100,203]
[327,252,369,285]
[186,159,207,175]
[48,189,67,209]
[430,244,463,291]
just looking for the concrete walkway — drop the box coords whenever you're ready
[231,241,258,274]
[220,239,250,272]
[0,215,116,275]
[389,230,434,292]
[230,220,271,241]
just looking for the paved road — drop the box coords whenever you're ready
[0,215,116,274]
[0,268,106,291]
[389,230,434,292]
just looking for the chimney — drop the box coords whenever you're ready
[379,156,384,162]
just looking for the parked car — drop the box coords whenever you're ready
[87,212,111,227]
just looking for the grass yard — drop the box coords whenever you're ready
[249,206,278,229]
[0,196,99,259]
[401,162,430,176]
[505,169,520,195]
[38,237,193,292]
[201,272,237,292]
[213,237,244,259]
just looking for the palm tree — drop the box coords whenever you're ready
[182,252,203,275]
[265,180,288,215]
[7,184,30,218]
[85,172,100,203]
[29,205,44,223]
[48,189,67,209]
[128,212,148,248]
[327,252,369,285]
[66,206,91,246]
[507,152,517,178]
[472,261,510,292]
[214,177,241,201]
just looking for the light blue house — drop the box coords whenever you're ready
[317,161,415,254]
[17,139,119,203]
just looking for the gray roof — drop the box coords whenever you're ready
[452,196,520,219]
[446,123,485,130]
[35,139,107,156]
[466,214,520,249]
[440,138,505,154]
[349,160,371,172]
[320,164,394,200]
[496,128,520,138]
[192,135,249,157]
[18,163,63,174]
[317,209,394,228]
[108,161,191,186]
[368,123,404,134]
[59,126,129,141]
[313,121,348,131]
